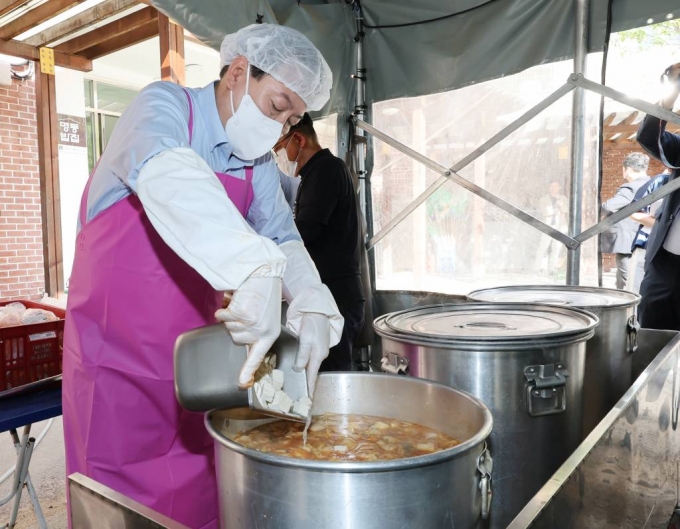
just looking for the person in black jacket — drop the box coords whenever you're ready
[274,114,365,370]
[636,61,680,330]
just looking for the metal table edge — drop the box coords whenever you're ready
[507,329,680,528]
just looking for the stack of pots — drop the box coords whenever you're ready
[468,286,640,437]
[374,303,598,528]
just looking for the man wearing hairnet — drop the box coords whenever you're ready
[62,24,343,528]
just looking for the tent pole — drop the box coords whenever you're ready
[353,6,376,283]
[353,8,371,246]
[567,0,589,285]
[352,3,374,370]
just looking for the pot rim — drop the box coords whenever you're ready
[205,373,493,473]
[467,285,641,310]
[373,303,598,348]
[374,321,596,350]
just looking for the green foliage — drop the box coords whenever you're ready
[426,187,469,237]
[612,19,680,51]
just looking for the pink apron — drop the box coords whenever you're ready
[62,89,254,528]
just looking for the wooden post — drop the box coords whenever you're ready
[35,69,64,297]
[158,12,185,85]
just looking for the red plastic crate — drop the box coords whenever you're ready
[0,300,66,394]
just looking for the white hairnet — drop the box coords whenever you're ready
[220,23,332,112]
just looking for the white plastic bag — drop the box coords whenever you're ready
[0,308,22,327]
[21,308,58,325]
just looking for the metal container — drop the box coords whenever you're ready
[467,286,640,437]
[370,290,472,369]
[374,303,598,529]
[207,373,493,529]
[174,324,308,421]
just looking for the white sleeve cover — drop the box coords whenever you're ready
[279,240,344,347]
[136,147,286,291]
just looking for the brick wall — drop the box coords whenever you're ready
[0,76,45,301]
[600,142,666,272]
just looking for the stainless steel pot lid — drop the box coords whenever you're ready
[381,303,598,341]
[467,285,640,309]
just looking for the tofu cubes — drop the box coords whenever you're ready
[254,354,312,418]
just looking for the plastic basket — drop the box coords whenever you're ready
[0,300,66,394]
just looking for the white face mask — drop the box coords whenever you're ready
[274,136,301,177]
[225,66,284,160]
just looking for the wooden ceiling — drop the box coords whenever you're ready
[604,110,680,144]
[0,0,189,72]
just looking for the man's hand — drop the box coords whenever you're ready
[660,62,680,110]
[216,277,282,389]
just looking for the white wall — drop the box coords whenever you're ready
[55,66,88,288]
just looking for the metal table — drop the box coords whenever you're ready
[0,377,62,529]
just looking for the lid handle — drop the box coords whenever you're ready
[456,321,518,331]
[531,297,573,306]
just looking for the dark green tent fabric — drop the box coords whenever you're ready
[150,0,680,114]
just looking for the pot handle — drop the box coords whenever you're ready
[381,352,409,375]
[477,445,493,520]
[627,316,640,354]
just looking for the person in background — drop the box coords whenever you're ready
[62,24,343,528]
[279,169,300,210]
[534,181,568,274]
[274,141,301,209]
[601,152,651,289]
[636,61,680,330]
[274,113,365,371]
[625,169,671,293]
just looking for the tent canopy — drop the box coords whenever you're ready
[150,0,680,114]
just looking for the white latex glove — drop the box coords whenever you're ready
[293,313,331,396]
[278,241,344,393]
[279,241,344,343]
[215,276,282,388]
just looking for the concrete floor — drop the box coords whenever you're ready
[0,418,67,529]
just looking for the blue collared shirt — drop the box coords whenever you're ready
[83,81,300,245]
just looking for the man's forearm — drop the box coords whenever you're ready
[630,212,655,228]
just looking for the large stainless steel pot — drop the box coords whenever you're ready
[207,373,493,529]
[374,303,598,529]
[467,286,640,437]
[370,290,471,369]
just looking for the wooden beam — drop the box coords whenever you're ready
[0,0,86,40]
[55,6,157,54]
[0,0,29,18]
[24,0,140,47]
[605,123,680,135]
[612,133,634,144]
[603,113,616,127]
[0,37,92,71]
[36,71,65,297]
[620,111,639,126]
[80,19,158,59]
[158,11,184,85]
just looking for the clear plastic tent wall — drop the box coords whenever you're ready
[371,58,602,293]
